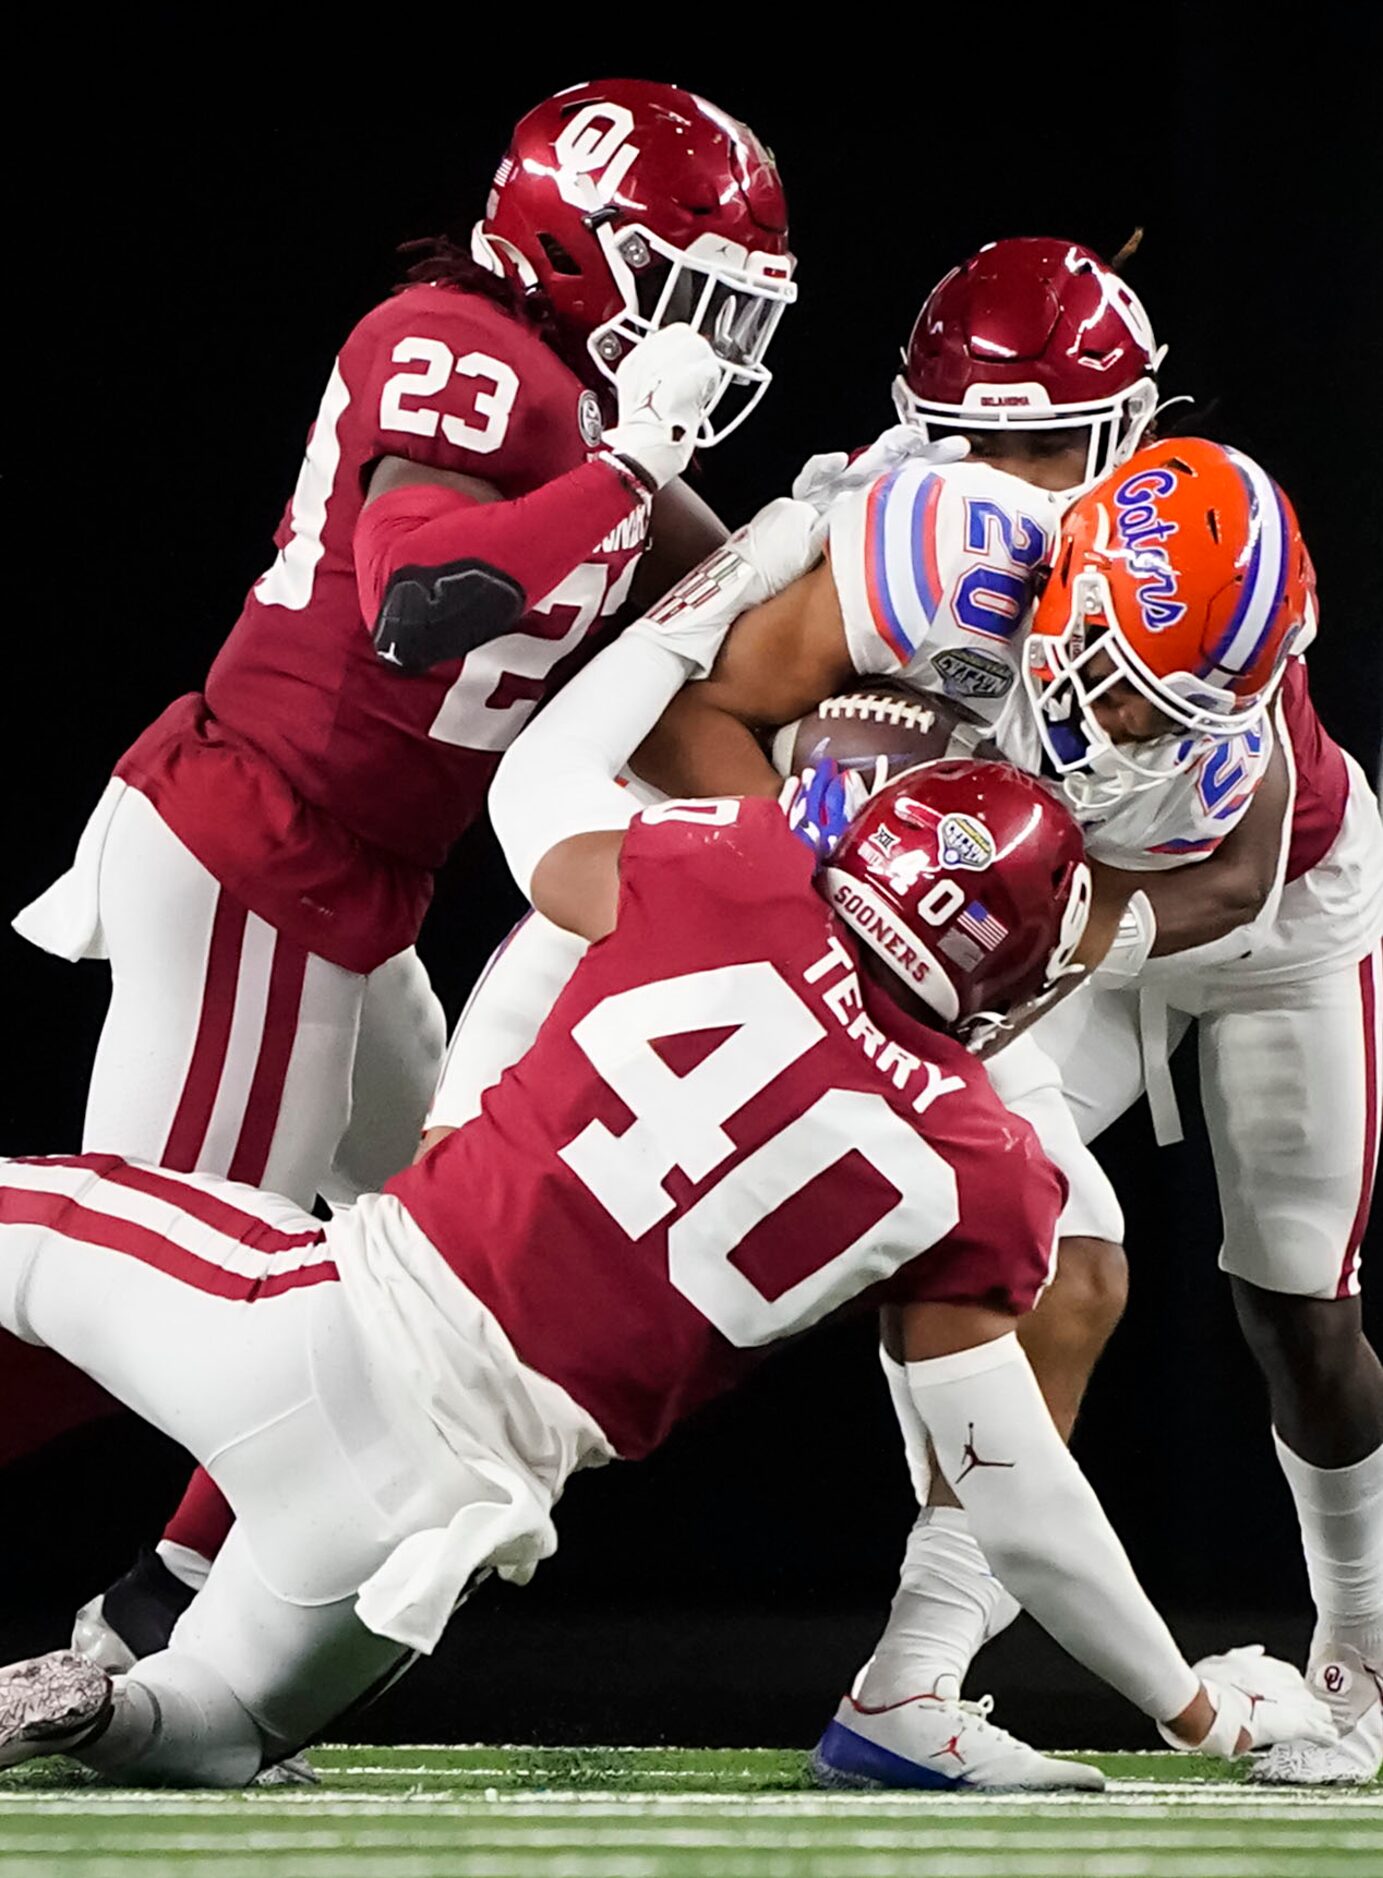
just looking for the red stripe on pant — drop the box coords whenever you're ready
[229,938,308,1187]
[0,1186,337,1300]
[1339,945,1381,1299]
[159,893,310,1186]
[162,891,247,1170]
[15,1154,323,1255]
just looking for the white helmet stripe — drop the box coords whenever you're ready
[1202,449,1287,688]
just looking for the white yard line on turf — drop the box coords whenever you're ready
[0,1828,1379,1853]
[2,1793,1380,1819]
[0,1855,1369,1878]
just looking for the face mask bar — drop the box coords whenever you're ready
[588,223,796,446]
[893,377,1159,488]
[1022,580,1208,803]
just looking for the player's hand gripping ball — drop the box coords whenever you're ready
[780,758,880,865]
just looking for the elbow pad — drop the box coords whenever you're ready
[355,460,646,676]
[373,558,525,676]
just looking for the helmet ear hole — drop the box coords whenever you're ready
[537,233,581,276]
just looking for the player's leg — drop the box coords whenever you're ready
[0,1158,425,1784]
[84,789,366,1209]
[320,948,447,1206]
[67,789,380,1652]
[81,940,441,1678]
[818,1032,1130,1788]
[1197,947,1383,1781]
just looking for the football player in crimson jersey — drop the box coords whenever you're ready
[0,520,1330,1787]
[9,79,795,1673]
[632,243,1383,1785]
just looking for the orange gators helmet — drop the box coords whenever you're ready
[1024,439,1316,792]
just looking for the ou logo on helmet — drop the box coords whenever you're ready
[552,104,641,212]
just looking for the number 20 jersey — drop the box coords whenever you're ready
[385,799,1063,1460]
[115,284,649,973]
[827,460,1275,873]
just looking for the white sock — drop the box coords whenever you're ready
[78,1649,264,1787]
[855,1507,1021,1705]
[156,1540,213,1593]
[1274,1431,1383,1664]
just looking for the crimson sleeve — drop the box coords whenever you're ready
[355,459,648,675]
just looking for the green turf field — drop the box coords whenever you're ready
[2,1745,1379,1877]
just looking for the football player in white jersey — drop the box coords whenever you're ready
[633,240,1383,1787]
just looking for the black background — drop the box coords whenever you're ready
[4,13,1381,1749]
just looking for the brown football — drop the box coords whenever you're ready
[769,679,1001,783]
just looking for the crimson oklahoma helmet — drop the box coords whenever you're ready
[821,759,1091,1050]
[893,238,1164,486]
[472,79,795,444]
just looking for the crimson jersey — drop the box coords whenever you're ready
[116,285,649,973]
[386,799,1063,1460]
[1280,658,1349,881]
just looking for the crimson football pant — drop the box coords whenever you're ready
[0,1154,446,1779]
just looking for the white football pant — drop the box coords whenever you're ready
[16,783,445,1209]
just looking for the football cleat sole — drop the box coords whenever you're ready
[0,1651,112,1768]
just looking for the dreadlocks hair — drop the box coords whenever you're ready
[393,233,557,332]
[1109,227,1144,272]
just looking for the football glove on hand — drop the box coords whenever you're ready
[791,426,971,515]
[624,495,826,679]
[600,324,722,491]
[780,757,884,866]
[1157,1646,1337,1758]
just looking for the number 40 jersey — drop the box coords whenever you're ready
[115,284,649,974]
[381,798,1064,1461]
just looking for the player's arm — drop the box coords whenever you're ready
[631,556,854,798]
[628,476,730,614]
[1091,732,1291,981]
[491,498,826,943]
[353,325,720,675]
[355,450,648,675]
[896,1302,1304,1755]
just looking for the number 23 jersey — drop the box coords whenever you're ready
[385,798,1063,1460]
[115,284,650,973]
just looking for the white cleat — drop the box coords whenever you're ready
[1249,1644,1382,1785]
[253,1753,319,1787]
[812,1676,1105,1792]
[0,1651,112,1769]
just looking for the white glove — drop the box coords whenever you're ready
[600,324,721,491]
[625,494,825,679]
[791,425,971,515]
[1092,889,1156,985]
[1157,1646,1338,1758]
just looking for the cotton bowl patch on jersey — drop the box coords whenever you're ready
[930,646,1015,703]
[769,680,1000,786]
